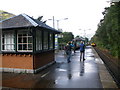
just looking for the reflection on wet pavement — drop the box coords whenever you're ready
[80,62,84,76]
[2,46,103,88]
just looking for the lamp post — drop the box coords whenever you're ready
[48,16,55,28]
[56,18,68,30]
[79,29,91,38]
[79,29,91,45]
[79,29,85,38]
[47,16,68,50]
[48,16,68,30]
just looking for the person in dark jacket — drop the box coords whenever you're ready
[65,42,73,63]
[80,41,85,61]
[73,41,77,53]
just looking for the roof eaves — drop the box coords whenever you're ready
[39,24,61,33]
[21,13,38,27]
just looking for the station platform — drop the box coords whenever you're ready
[1,46,118,89]
[55,46,118,88]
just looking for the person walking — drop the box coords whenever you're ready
[73,41,77,53]
[80,41,85,61]
[65,42,73,63]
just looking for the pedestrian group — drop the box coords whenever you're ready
[64,41,85,63]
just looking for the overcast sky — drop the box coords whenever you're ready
[0,0,110,39]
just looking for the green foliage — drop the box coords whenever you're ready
[0,10,15,21]
[58,32,74,50]
[91,2,120,58]
[58,32,74,44]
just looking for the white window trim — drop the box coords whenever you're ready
[17,30,33,52]
[1,31,15,52]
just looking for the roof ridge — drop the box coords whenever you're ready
[21,13,38,27]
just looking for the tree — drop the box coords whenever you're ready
[91,2,120,58]
[58,32,74,44]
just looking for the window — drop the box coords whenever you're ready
[36,30,42,50]
[55,34,58,49]
[0,30,2,51]
[43,31,48,50]
[2,31,15,51]
[17,30,32,52]
[49,33,54,49]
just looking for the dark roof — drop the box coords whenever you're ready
[0,13,61,33]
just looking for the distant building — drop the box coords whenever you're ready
[0,14,61,73]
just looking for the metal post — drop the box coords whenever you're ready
[53,16,55,28]
[57,20,59,30]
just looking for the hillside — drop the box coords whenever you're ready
[0,10,15,21]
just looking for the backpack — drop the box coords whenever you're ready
[80,44,85,52]
[66,44,72,51]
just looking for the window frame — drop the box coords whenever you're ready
[36,30,42,51]
[1,30,15,52]
[17,30,33,52]
[43,31,48,50]
[49,33,54,49]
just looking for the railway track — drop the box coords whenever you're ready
[94,47,120,88]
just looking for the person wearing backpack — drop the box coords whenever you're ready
[65,42,73,63]
[80,41,85,61]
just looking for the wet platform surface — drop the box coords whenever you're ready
[1,46,118,88]
[54,46,102,88]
